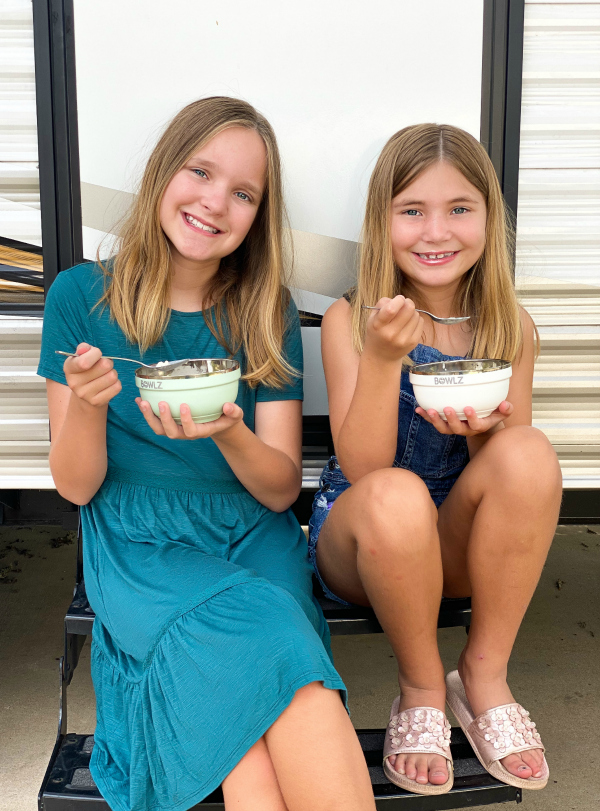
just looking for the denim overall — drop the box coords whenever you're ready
[308,343,469,605]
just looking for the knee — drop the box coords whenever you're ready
[485,426,562,498]
[357,468,435,520]
[352,468,438,556]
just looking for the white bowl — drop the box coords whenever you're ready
[409,359,512,421]
[135,358,240,424]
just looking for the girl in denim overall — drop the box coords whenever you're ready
[309,124,561,797]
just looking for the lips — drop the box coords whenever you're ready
[413,251,460,266]
[182,211,221,235]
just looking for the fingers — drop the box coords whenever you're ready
[180,402,244,439]
[64,344,103,375]
[373,295,414,328]
[136,400,244,440]
[136,398,167,435]
[415,402,512,437]
[415,407,453,435]
[76,374,122,407]
[444,407,471,434]
[367,296,423,360]
[156,402,183,439]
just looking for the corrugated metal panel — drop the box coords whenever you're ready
[516,1,600,486]
[0,0,41,245]
[0,316,52,487]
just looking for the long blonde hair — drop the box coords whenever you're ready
[99,96,295,388]
[351,123,529,362]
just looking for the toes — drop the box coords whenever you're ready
[502,753,532,779]
[428,755,448,785]
[521,748,545,778]
[405,755,418,781]
[397,753,448,786]
[415,755,429,784]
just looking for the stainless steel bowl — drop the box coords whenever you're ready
[410,359,511,376]
[136,358,240,380]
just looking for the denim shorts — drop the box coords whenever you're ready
[307,456,464,606]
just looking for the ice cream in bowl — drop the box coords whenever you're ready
[409,359,512,421]
[135,358,241,424]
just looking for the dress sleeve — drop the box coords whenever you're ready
[256,296,304,402]
[37,268,96,386]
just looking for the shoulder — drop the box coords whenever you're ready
[322,296,351,331]
[518,305,536,342]
[518,305,534,329]
[48,262,106,304]
[282,289,300,324]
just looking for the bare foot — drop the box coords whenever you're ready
[387,686,450,786]
[458,652,545,780]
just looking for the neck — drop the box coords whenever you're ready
[409,280,463,317]
[169,250,221,312]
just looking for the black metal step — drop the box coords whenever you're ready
[65,581,471,637]
[39,730,520,811]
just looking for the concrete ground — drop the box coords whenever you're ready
[0,523,598,811]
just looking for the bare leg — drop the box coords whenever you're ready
[264,682,376,811]
[316,468,449,787]
[222,737,288,811]
[438,426,562,779]
[223,683,374,811]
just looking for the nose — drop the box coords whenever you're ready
[421,213,451,245]
[199,183,227,217]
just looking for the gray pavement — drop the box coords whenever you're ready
[1,523,599,810]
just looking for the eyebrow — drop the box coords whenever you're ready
[187,157,263,198]
[393,196,480,207]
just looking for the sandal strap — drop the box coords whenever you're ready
[383,706,452,762]
[467,702,545,768]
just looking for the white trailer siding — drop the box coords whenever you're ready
[516,0,600,486]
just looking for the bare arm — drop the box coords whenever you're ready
[214,399,303,512]
[324,296,423,483]
[47,345,122,505]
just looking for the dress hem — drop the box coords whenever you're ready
[90,670,347,811]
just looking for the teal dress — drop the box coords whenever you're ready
[38,264,346,811]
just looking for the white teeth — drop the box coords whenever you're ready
[185,214,218,233]
[418,252,455,260]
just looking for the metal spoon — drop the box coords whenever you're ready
[361,305,470,325]
[55,351,190,372]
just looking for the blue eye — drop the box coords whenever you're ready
[193,169,207,178]
[403,209,421,216]
[452,207,468,214]
[235,192,250,201]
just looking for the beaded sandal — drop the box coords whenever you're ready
[445,670,549,790]
[382,696,454,795]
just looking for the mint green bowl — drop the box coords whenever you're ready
[135,358,240,424]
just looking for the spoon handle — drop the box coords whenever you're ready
[361,306,470,325]
[55,351,151,367]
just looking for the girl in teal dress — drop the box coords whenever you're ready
[38,97,375,811]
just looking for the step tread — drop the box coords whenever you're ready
[40,732,520,809]
[64,581,473,637]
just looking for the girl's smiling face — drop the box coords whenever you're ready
[390,161,487,296]
[159,126,267,269]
